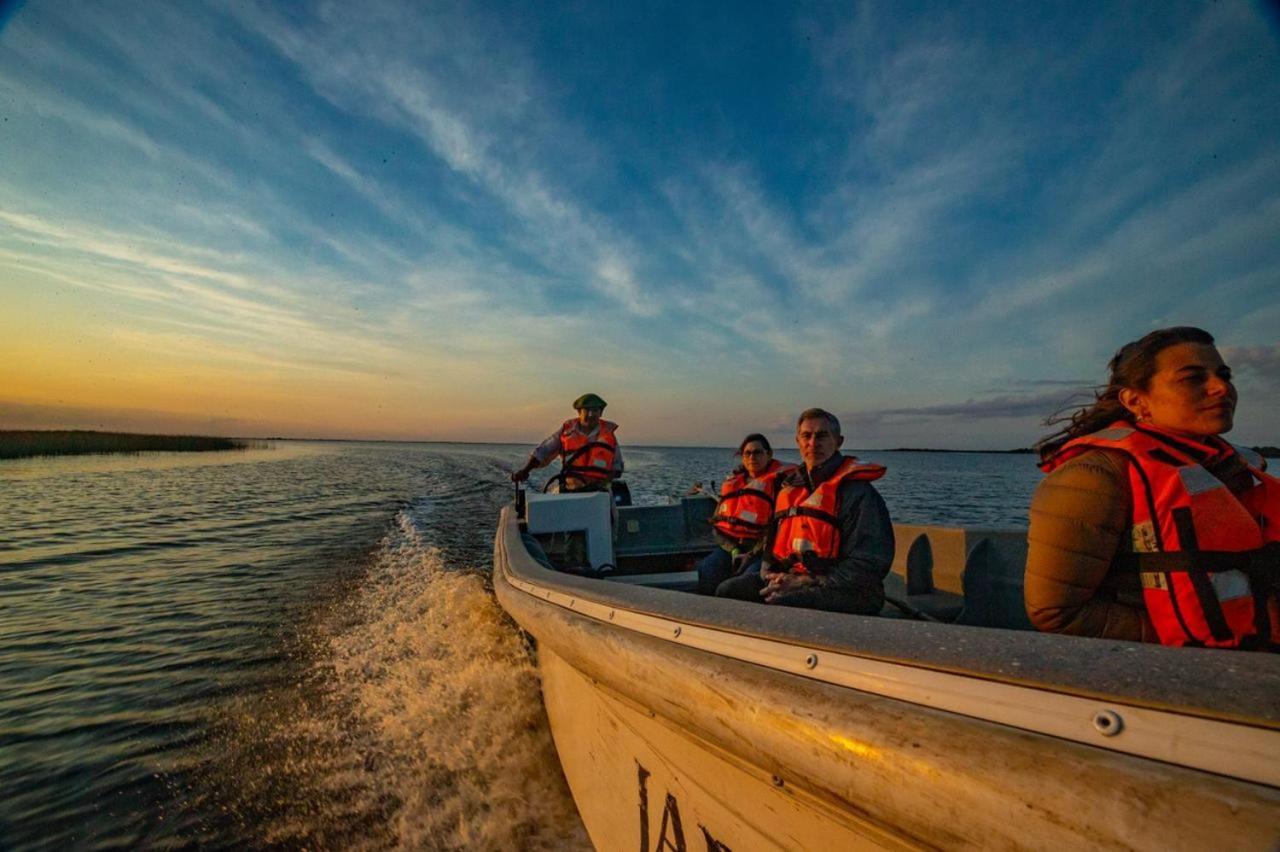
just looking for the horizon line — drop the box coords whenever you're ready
[0,427,1039,454]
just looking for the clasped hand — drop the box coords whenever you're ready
[760,569,815,602]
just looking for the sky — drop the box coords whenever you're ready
[1,1,1278,449]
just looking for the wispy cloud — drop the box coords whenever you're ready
[0,212,254,291]
[1223,344,1280,387]
[876,390,1089,422]
[228,2,657,319]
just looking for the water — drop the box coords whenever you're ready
[0,441,1041,849]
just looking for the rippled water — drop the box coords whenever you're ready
[0,441,1039,849]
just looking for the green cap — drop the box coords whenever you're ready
[573,392,607,410]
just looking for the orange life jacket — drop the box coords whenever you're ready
[770,456,886,574]
[711,459,795,542]
[1045,423,1280,649]
[558,418,619,485]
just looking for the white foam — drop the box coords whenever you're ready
[210,511,589,850]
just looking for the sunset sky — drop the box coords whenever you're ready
[2,1,1278,449]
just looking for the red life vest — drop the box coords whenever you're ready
[1045,423,1280,649]
[711,459,795,542]
[558,418,619,486]
[770,457,886,574]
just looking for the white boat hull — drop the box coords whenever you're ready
[495,505,1280,850]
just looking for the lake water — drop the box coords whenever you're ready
[0,441,1042,850]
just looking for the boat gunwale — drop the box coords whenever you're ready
[498,504,1280,731]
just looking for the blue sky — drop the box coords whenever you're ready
[1,1,1278,448]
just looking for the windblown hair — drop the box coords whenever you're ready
[736,433,772,456]
[796,408,841,436]
[1036,326,1216,462]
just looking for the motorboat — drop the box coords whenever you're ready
[492,488,1280,850]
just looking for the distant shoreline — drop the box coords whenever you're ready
[4,430,1276,460]
[0,430,258,460]
[880,447,1036,455]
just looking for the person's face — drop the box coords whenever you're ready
[740,440,772,478]
[796,417,843,469]
[577,406,603,428]
[1119,342,1236,437]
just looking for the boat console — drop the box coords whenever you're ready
[522,490,615,571]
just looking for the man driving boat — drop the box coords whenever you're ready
[511,393,624,492]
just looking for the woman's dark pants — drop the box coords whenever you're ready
[696,547,736,595]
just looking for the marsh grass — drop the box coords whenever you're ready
[0,430,260,460]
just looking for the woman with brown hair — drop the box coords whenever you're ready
[696,434,794,595]
[1026,326,1279,649]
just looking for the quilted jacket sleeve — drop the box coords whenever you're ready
[1024,449,1155,642]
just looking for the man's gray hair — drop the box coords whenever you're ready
[796,407,841,436]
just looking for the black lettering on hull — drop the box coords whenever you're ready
[636,760,730,852]
[657,792,687,852]
[700,825,732,851]
[638,761,651,852]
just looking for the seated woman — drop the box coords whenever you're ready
[1027,326,1278,649]
[697,434,794,595]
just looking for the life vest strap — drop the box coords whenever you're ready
[775,505,840,527]
[710,513,767,532]
[563,462,612,473]
[563,440,616,465]
[719,486,773,502]
[1112,541,1280,575]
[781,551,838,575]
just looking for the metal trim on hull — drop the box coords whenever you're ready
[497,506,1280,790]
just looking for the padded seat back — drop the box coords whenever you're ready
[954,533,1034,630]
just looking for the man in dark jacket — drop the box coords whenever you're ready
[716,408,894,614]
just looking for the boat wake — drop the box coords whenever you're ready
[199,511,589,850]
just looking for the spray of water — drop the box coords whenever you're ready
[202,512,589,850]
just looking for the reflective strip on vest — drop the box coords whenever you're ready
[1211,569,1251,602]
[1178,465,1225,497]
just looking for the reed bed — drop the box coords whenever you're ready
[0,430,258,460]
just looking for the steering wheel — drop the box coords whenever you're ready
[542,472,570,493]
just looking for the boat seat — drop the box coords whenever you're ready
[608,569,700,592]
[881,572,965,622]
[954,538,1035,630]
[521,532,559,571]
[891,527,1033,630]
[616,496,716,557]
